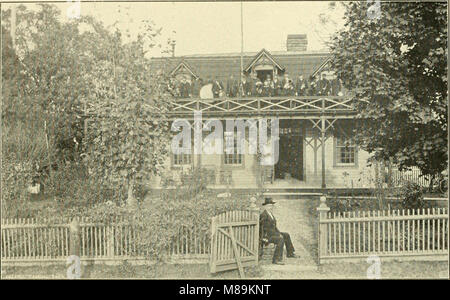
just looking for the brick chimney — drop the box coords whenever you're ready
[286,34,308,52]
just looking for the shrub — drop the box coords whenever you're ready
[400,181,424,210]
[30,167,253,262]
[43,162,126,209]
[1,123,50,218]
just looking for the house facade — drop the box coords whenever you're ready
[149,35,376,190]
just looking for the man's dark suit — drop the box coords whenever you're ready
[212,80,223,98]
[226,78,238,97]
[259,209,295,262]
[240,80,252,97]
[295,78,308,96]
[317,78,331,96]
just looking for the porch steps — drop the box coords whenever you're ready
[263,191,322,200]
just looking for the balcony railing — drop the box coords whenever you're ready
[167,96,355,118]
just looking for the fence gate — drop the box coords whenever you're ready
[210,210,259,278]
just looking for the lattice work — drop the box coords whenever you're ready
[168,96,354,117]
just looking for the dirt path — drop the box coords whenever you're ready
[260,197,320,276]
[257,197,448,279]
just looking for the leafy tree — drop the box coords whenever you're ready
[331,1,448,185]
[83,18,172,207]
[2,4,90,163]
[2,4,173,208]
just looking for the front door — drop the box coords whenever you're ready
[274,123,304,181]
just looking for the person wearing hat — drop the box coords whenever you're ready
[212,76,224,98]
[239,74,252,97]
[226,74,238,98]
[318,73,331,96]
[259,197,296,265]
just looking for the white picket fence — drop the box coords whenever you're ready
[1,217,210,263]
[391,167,430,187]
[318,201,449,263]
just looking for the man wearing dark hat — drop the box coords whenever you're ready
[212,76,224,98]
[259,197,296,265]
[317,73,331,96]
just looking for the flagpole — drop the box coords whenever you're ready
[240,1,244,83]
[11,5,16,49]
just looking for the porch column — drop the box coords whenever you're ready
[321,115,326,189]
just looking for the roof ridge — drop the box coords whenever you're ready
[151,49,330,60]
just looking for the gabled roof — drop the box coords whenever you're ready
[311,57,331,77]
[170,60,199,79]
[150,49,330,81]
[243,48,285,73]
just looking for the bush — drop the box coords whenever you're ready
[400,181,424,210]
[30,167,253,262]
[1,123,50,218]
[44,162,126,209]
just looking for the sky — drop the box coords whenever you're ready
[3,1,346,57]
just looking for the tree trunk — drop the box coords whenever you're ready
[127,179,137,208]
[374,161,382,209]
[428,174,435,193]
[387,158,393,189]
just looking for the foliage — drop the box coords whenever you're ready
[14,166,253,261]
[2,4,173,209]
[400,181,424,210]
[1,122,50,218]
[330,2,448,179]
[29,171,251,261]
[82,17,172,204]
[2,5,96,215]
[1,161,126,219]
[2,5,89,163]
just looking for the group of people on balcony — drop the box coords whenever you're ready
[167,72,343,99]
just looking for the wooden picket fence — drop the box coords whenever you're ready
[210,210,259,277]
[391,167,430,187]
[318,201,449,263]
[1,217,210,263]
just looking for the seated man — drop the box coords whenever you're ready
[259,197,296,265]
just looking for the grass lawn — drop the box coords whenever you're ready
[315,261,448,279]
[2,260,447,279]
[1,262,263,279]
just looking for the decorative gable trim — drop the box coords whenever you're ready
[311,56,332,78]
[244,49,285,73]
[170,60,199,79]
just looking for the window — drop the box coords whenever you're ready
[335,136,357,165]
[224,132,243,165]
[172,139,192,166]
[173,153,191,166]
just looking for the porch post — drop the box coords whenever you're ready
[321,115,326,188]
[69,217,81,257]
[317,194,330,264]
[248,196,260,259]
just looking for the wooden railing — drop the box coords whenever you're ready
[1,218,210,263]
[317,196,449,263]
[167,96,355,118]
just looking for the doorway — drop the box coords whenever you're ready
[256,69,273,83]
[274,121,304,181]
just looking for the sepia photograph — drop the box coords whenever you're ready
[0,0,448,281]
